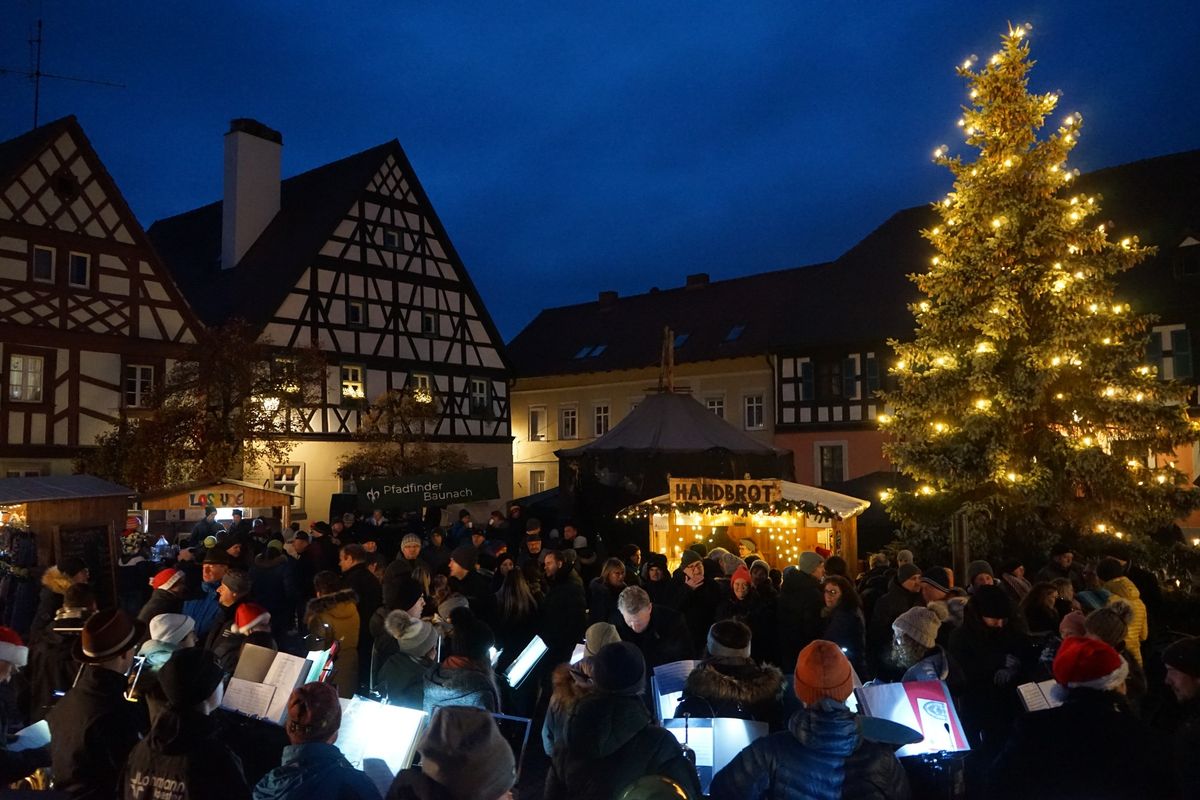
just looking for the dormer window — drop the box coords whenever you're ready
[573,344,607,359]
[725,324,746,342]
[673,333,690,348]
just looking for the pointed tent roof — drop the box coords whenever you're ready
[556,391,789,457]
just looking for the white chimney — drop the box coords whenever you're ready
[221,118,282,270]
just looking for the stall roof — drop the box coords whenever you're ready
[629,480,871,521]
[0,475,133,505]
[138,478,296,509]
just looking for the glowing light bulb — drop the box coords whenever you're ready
[976,341,994,354]
[932,422,947,433]
[991,217,1003,228]
[1103,387,1116,397]
[970,88,978,99]
[1095,523,1107,533]
[919,485,934,496]
[1006,472,1018,482]
[1102,337,1112,345]
[1054,392,1064,400]
[1003,157,1013,168]
[919,302,931,313]
[877,413,892,425]
[896,360,907,370]
[1052,279,1068,293]
[957,118,966,127]
[974,398,991,410]
[1135,393,1145,402]
[931,256,940,265]
[1121,238,1132,249]
[1069,211,1080,221]
[1082,436,1094,447]
[1050,356,1062,366]
[1089,303,1100,313]
[1112,304,1123,314]
[1159,475,1169,485]
[1137,366,1150,375]
[1074,271,1085,279]
[990,54,1001,65]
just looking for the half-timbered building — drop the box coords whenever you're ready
[149,120,512,519]
[0,117,201,477]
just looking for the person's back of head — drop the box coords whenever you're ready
[1085,601,1132,650]
[592,641,646,697]
[707,620,752,660]
[158,647,225,716]
[313,570,343,597]
[285,681,341,745]
[417,706,515,800]
[896,550,914,567]
[446,607,495,665]
[1096,557,1125,583]
[63,583,95,611]
[793,639,854,707]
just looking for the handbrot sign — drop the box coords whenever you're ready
[357,468,500,510]
[669,477,781,505]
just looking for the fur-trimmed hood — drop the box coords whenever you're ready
[548,660,595,712]
[683,656,786,708]
[41,566,73,595]
[304,588,359,618]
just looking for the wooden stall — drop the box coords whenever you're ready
[0,475,134,607]
[138,478,298,538]
[622,477,869,571]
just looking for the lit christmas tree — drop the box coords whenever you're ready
[881,23,1199,544]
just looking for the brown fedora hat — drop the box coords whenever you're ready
[71,608,147,664]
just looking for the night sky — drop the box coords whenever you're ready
[2,2,1198,339]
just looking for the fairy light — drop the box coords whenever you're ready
[974,398,991,410]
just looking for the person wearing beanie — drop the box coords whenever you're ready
[1083,601,1147,710]
[710,640,909,800]
[137,567,187,624]
[29,556,90,644]
[122,648,250,800]
[27,583,96,719]
[819,575,867,677]
[254,682,381,800]
[0,625,48,783]
[775,553,827,677]
[677,620,787,729]
[1094,557,1148,667]
[250,537,296,640]
[389,706,513,800]
[1163,636,1200,797]
[49,608,148,800]
[966,559,995,592]
[615,586,693,671]
[305,571,361,698]
[947,584,1025,753]
[202,569,254,652]
[372,609,439,709]
[419,528,452,576]
[447,544,496,623]
[211,602,277,674]
[988,636,1172,799]
[714,563,758,624]
[189,505,223,549]
[138,613,198,688]
[422,606,500,717]
[1035,542,1085,591]
[383,534,430,605]
[547,642,703,800]
[890,606,960,686]
[667,545,723,656]
[866,562,923,679]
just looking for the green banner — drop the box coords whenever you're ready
[357,468,500,510]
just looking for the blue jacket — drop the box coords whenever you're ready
[183,581,223,638]
[709,699,909,800]
[253,742,381,800]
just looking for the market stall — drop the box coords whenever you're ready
[138,478,298,540]
[619,476,870,571]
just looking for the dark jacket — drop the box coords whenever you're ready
[422,660,500,717]
[30,566,73,643]
[587,578,625,625]
[249,553,296,638]
[448,569,496,624]
[947,613,1025,748]
[540,564,588,662]
[676,656,786,730]
[708,699,910,800]
[48,665,148,800]
[822,606,867,677]
[666,573,723,655]
[382,557,429,608]
[28,607,90,720]
[123,709,250,800]
[1173,699,1200,799]
[211,629,277,674]
[866,580,921,676]
[254,742,382,800]
[777,570,825,672]
[137,588,183,624]
[614,603,693,669]
[342,562,383,636]
[372,610,435,709]
[989,688,1173,799]
[386,769,456,800]
[546,692,703,800]
[0,677,50,784]
[420,544,451,577]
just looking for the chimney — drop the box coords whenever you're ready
[685,272,709,289]
[221,118,282,270]
[598,290,618,305]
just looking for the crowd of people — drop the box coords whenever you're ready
[0,503,1196,799]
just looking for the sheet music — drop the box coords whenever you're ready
[262,651,310,722]
[1018,679,1061,712]
[9,720,50,751]
[504,636,548,687]
[336,696,426,776]
[570,642,585,665]
[222,677,276,719]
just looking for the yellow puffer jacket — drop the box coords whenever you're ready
[1103,576,1148,666]
[306,588,361,697]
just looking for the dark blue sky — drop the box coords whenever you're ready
[3,2,1198,339]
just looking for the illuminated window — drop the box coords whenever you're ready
[8,355,43,403]
[124,364,154,408]
[529,470,546,494]
[32,247,53,282]
[341,365,365,401]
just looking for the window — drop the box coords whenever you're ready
[529,470,546,494]
[383,230,400,249]
[124,364,154,408]
[1147,327,1194,380]
[594,403,610,436]
[31,246,53,282]
[1172,329,1193,379]
[798,359,814,402]
[865,355,880,396]
[470,378,490,415]
[817,444,846,486]
[559,406,578,439]
[573,344,607,359]
[725,324,746,342]
[817,361,843,400]
[8,355,43,403]
[272,463,304,510]
[422,312,437,336]
[6,468,45,478]
[528,406,546,441]
[68,252,90,288]
[744,394,764,429]
[347,300,365,327]
[341,365,366,401]
[706,396,725,419]
[673,333,690,349]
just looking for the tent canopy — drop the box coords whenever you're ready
[0,475,133,505]
[625,479,870,521]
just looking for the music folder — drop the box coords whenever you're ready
[662,717,768,794]
[221,643,312,725]
[650,659,697,722]
[337,696,427,794]
[853,680,970,758]
[503,635,549,688]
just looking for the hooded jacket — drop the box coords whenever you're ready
[48,666,147,800]
[708,699,910,800]
[122,709,250,800]
[1101,577,1148,666]
[307,589,361,698]
[254,742,381,800]
[28,606,91,720]
[421,660,500,717]
[777,570,826,672]
[676,656,787,730]
[546,692,703,800]
[30,565,74,641]
[249,552,296,637]
[542,661,596,755]
[372,610,435,709]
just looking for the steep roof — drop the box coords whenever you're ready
[0,475,132,505]
[148,142,392,328]
[0,116,74,186]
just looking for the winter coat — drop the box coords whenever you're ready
[182,581,224,639]
[138,587,183,625]
[666,573,723,655]
[900,646,955,684]
[587,578,624,625]
[1102,577,1148,666]
[30,566,73,642]
[614,602,693,669]
[448,568,496,624]
[27,607,90,720]
[542,662,595,755]
[947,616,1024,748]
[122,709,250,800]
[540,564,588,665]
[714,590,762,626]
[822,606,867,677]
[420,544,451,577]
[372,610,435,709]
[1033,560,1084,593]
[421,659,500,717]
[48,665,147,800]
[777,570,826,673]
[0,671,50,784]
[254,742,381,800]
[708,699,910,800]
[211,629,277,674]
[249,553,296,638]
[386,769,457,800]
[1173,699,1200,799]
[382,557,428,606]
[866,580,921,676]
[545,692,703,800]
[989,688,1172,799]
[676,656,787,730]
[306,589,361,698]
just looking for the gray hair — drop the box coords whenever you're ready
[617,585,651,615]
[897,549,914,566]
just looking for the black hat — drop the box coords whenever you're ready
[447,607,495,664]
[72,608,146,664]
[158,648,224,709]
[525,517,542,531]
[450,544,477,571]
[1163,636,1200,678]
[920,566,952,594]
[971,585,1013,620]
[56,556,88,577]
[385,576,425,611]
[231,509,243,518]
[1050,542,1073,557]
[293,531,310,542]
[203,548,232,566]
[592,641,646,696]
[707,620,752,659]
[1096,557,1125,582]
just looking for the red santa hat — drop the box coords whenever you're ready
[1053,636,1128,694]
[231,603,271,635]
[149,568,184,592]
[0,627,28,667]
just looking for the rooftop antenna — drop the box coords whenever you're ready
[658,325,675,393]
[0,18,125,129]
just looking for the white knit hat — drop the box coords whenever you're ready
[892,606,942,650]
[149,613,195,646]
